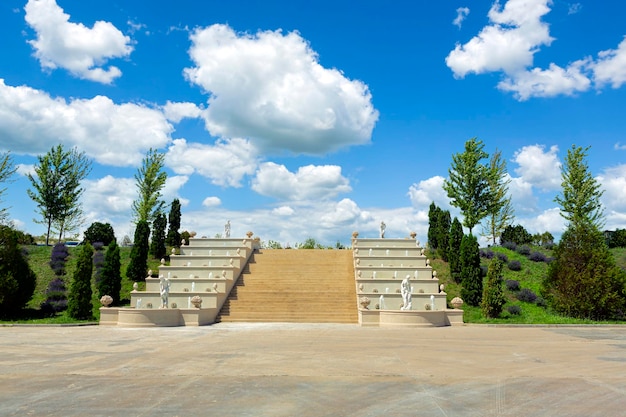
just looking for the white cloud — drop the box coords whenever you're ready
[407,176,452,210]
[183,24,378,154]
[498,60,591,100]
[166,138,258,187]
[82,175,135,220]
[162,175,189,206]
[592,37,626,89]
[202,196,222,207]
[453,7,470,29]
[598,165,626,213]
[0,80,172,166]
[163,101,203,123]
[615,142,626,151]
[272,206,295,216]
[521,207,565,236]
[24,0,133,84]
[16,164,35,176]
[567,3,582,15]
[251,162,351,201]
[512,144,561,191]
[509,176,539,214]
[446,0,554,78]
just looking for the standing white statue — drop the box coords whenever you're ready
[224,220,231,238]
[159,275,171,309]
[401,275,412,310]
[379,221,386,238]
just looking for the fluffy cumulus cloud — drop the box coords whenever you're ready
[162,101,203,123]
[81,175,136,229]
[183,24,378,154]
[446,0,626,100]
[166,138,258,187]
[24,0,133,84]
[251,162,351,201]
[0,80,172,165]
[512,144,561,191]
[598,165,626,213]
[202,196,222,207]
[407,176,452,210]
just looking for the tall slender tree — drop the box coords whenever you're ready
[126,220,150,282]
[150,212,167,259]
[132,148,167,224]
[482,149,514,245]
[436,209,451,261]
[0,151,17,225]
[481,258,506,318]
[27,145,91,245]
[448,217,464,282]
[554,145,604,229]
[98,240,122,305]
[67,242,94,320]
[460,234,482,306]
[443,138,493,234]
[166,199,181,247]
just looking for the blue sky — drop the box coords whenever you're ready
[1,0,625,246]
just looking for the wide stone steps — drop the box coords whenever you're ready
[217,249,357,323]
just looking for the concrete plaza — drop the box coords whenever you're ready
[1,323,625,416]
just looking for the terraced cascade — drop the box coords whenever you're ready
[217,249,358,323]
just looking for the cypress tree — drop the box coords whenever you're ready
[166,199,181,247]
[126,220,150,282]
[460,234,482,306]
[448,217,463,283]
[98,240,122,305]
[150,212,167,259]
[0,226,37,315]
[67,242,94,320]
[427,202,438,250]
[481,258,506,318]
[436,209,451,261]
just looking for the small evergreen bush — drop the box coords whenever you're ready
[502,241,517,251]
[507,260,522,271]
[507,305,522,315]
[481,258,506,318]
[517,288,538,303]
[535,296,547,307]
[505,279,520,292]
[40,278,68,315]
[529,251,548,262]
[479,249,494,259]
[516,245,531,256]
[496,252,508,263]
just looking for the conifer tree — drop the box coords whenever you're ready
[166,199,181,247]
[150,212,167,259]
[126,221,150,282]
[460,234,482,306]
[67,242,94,320]
[448,217,464,283]
[481,258,506,318]
[436,209,451,261]
[0,226,37,315]
[98,240,121,305]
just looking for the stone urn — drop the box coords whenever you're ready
[451,297,464,309]
[410,231,416,239]
[359,297,371,310]
[352,231,359,239]
[190,295,202,309]
[246,231,254,238]
[100,295,113,307]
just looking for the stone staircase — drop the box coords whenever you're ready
[217,249,357,323]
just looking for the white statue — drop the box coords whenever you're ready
[224,220,231,238]
[401,275,412,310]
[159,275,171,309]
[379,221,386,238]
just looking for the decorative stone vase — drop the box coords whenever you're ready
[246,231,254,238]
[410,231,416,239]
[352,231,359,239]
[190,295,202,309]
[451,297,464,309]
[359,297,371,310]
[100,295,113,307]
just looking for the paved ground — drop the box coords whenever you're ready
[1,323,626,416]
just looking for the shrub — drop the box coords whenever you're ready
[507,305,522,315]
[0,226,37,315]
[535,296,547,307]
[496,252,508,263]
[517,288,538,303]
[529,251,548,262]
[98,240,122,305]
[502,241,517,251]
[84,222,115,246]
[49,242,70,276]
[507,260,522,271]
[505,279,520,292]
[516,245,531,256]
[40,278,68,315]
[479,249,494,259]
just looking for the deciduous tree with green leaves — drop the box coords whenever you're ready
[443,138,494,234]
[0,151,17,225]
[27,145,92,245]
[481,149,514,245]
[132,148,167,224]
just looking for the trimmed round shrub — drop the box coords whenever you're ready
[507,260,522,271]
[480,249,495,259]
[502,241,517,251]
[516,245,531,256]
[517,288,538,303]
[529,251,548,262]
[496,252,508,263]
[507,305,522,315]
[505,279,520,292]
